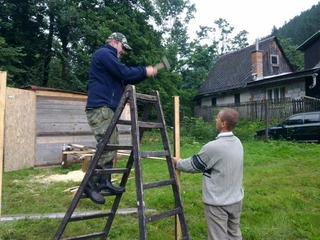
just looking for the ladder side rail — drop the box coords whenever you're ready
[153,90,191,239]
[54,85,132,240]
[130,87,149,240]
[101,85,135,240]
[102,152,135,239]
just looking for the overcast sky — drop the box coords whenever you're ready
[188,0,320,44]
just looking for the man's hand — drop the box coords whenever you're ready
[146,66,158,77]
[172,157,181,167]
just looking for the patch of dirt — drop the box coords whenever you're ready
[35,170,85,183]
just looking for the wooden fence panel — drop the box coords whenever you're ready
[194,98,320,122]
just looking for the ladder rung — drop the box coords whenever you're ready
[136,93,157,102]
[118,119,163,129]
[94,168,130,174]
[104,144,133,151]
[61,231,106,240]
[69,211,114,222]
[140,150,169,159]
[81,191,115,199]
[145,208,181,223]
[138,121,163,128]
[143,179,175,190]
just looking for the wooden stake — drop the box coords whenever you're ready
[0,71,7,218]
[173,96,182,240]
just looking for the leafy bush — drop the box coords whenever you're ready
[180,116,217,144]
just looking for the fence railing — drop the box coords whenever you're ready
[194,98,320,122]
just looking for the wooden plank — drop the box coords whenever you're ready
[35,90,87,98]
[0,71,7,217]
[35,135,96,166]
[4,87,36,172]
[173,96,182,240]
[36,123,92,133]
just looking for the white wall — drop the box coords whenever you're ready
[201,91,251,106]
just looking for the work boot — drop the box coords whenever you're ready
[84,176,105,204]
[97,174,125,194]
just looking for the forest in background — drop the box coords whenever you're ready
[1,0,320,124]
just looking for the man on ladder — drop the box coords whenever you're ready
[85,32,158,204]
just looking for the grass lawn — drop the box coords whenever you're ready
[1,129,320,239]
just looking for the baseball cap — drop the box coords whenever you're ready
[107,32,132,51]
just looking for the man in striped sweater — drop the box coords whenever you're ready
[173,108,244,240]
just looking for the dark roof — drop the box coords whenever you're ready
[247,68,320,88]
[195,36,288,98]
[297,30,320,51]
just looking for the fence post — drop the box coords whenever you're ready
[264,99,269,142]
[0,71,7,218]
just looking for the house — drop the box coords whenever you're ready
[194,34,320,122]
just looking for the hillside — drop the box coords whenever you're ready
[267,2,320,45]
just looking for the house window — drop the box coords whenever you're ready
[211,98,216,106]
[267,87,285,100]
[271,55,279,66]
[234,94,240,104]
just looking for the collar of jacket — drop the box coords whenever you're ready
[216,132,234,139]
[103,43,118,55]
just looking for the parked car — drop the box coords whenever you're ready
[254,111,320,143]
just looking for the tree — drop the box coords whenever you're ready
[0,37,26,86]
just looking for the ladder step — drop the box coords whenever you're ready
[136,93,157,102]
[140,150,169,159]
[145,208,181,223]
[103,144,133,151]
[69,211,114,222]
[94,168,130,175]
[60,231,106,240]
[118,119,163,129]
[143,179,175,190]
[138,121,163,128]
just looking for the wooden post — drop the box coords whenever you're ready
[173,96,182,240]
[264,99,269,142]
[0,71,7,218]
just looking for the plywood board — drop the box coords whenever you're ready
[4,88,36,172]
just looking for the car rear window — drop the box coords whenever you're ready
[304,113,320,124]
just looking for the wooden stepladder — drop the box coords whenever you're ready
[54,84,190,240]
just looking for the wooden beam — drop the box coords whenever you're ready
[173,96,182,240]
[0,71,7,218]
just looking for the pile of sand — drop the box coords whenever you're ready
[36,170,85,183]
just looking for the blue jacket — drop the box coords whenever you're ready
[86,44,147,111]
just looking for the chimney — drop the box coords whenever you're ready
[251,39,263,80]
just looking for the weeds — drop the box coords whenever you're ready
[1,120,320,239]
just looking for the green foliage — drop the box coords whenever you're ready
[277,37,304,71]
[180,116,217,144]
[0,37,26,86]
[271,3,320,46]
[1,121,320,239]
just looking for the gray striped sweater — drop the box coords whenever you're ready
[176,132,244,206]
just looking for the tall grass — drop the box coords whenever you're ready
[1,120,320,239]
